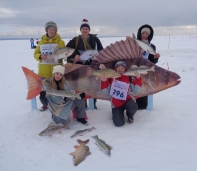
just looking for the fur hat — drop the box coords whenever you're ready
[52,65,65,75]
[115,61,126,68]
[80,19,90,30]
[141,27,150,35]
[45,21,58,32]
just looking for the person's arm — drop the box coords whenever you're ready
[34,45,42,61]
[66,38,79,63]
[148,44,160,64]
[96,37,103,51]
[130,73,142,95]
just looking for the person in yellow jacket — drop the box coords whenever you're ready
[34,21,65,78]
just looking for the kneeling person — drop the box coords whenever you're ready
[40,65,88,126]
[101,61,142,127]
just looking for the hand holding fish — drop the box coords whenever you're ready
[40,54,47,60]
[154,53,160,58]
[133,71,141,78]
[74,55,80,62]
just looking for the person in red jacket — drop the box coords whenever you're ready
[101,61,142,127]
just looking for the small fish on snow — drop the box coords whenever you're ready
[70,127,96,138]
[70,139,91,166]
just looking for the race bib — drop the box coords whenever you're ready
[40,44,58,64]
[110,80,129,100]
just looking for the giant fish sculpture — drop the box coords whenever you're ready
[22,37,180,100]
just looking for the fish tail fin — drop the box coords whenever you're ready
[77,139,89,144]
[22,66,43,100]
[150,66,155,72]
[87,67,93,76]
[131,33,137,40]
[76,93,81,99]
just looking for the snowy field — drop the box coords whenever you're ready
[0,35,197,171]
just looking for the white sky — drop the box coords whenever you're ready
[0,0,197,38]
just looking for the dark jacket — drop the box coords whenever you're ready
[66,34,103,64]
[137,24,158,64]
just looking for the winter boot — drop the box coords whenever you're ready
[77,118,89,126]
[128,116,134,124]
[40,105,48,112]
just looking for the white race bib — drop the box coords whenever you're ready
[40,44,59,64]
[110,80,129,100]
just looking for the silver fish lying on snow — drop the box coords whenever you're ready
[92,135,112,157]
[131,33,156,55]
[39,122,68,137]
[70,127,96,138]
[46,89,81,100]
[70,139,91,166]
[123,65,155,76]
[52,46,75,62]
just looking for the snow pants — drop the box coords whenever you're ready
[112,100,138,127]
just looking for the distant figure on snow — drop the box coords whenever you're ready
[30,38,35,48]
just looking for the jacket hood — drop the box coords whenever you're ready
[41,33,61,44]
[137,24,154,43]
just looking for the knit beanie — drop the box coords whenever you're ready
[52,65,65,75]
[141,27,150,35]
[80,19,90,30]
[45,21,58,32]
[115,61,126,68]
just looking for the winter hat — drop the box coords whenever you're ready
[80,19,90,30]
[52,65,65,75]
[45,21,58,32]
[115,61,126,68]
[141,27,150,35]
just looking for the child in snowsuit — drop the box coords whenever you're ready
[101,61,142,127]
[40,65,88,126]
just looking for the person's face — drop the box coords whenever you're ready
[116,65,126,75]
[80,27,90,37]
[54,72,63,81]
[141,32,149,41]
[47,27,56,38]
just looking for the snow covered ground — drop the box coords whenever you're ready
[0,35,197,171]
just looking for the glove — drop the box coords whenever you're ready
[80,93,85,99]
[40,91,46,98]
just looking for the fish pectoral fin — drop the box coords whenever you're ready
[86,146,91,156]
[86,151,91,156]
[106,144,113,150]
[70,152,75,156]
[74,145,79,149]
